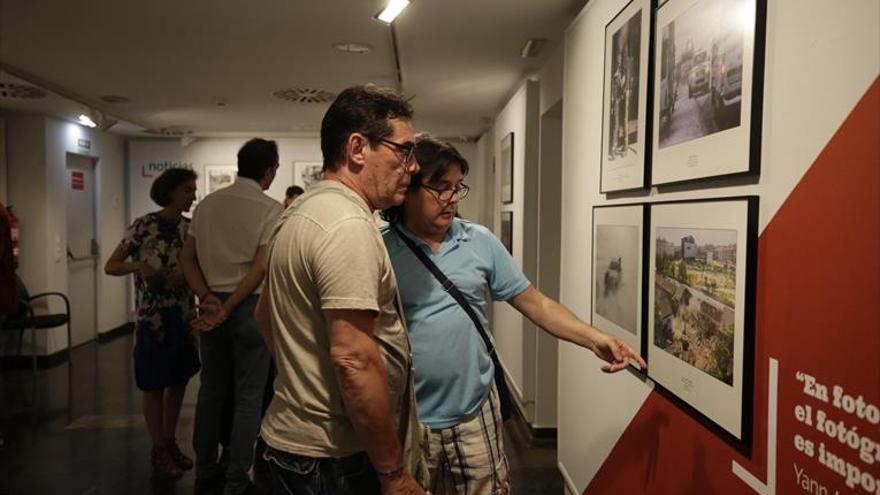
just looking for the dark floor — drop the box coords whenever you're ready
[0,333,563,495]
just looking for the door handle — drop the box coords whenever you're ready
[67,246,98,262]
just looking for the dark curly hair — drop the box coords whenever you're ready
[150,168,198,207]
[382,134,469,225]
[321,85,414,172]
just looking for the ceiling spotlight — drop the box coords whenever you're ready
[78,114,97,128]
[375,0,410,24]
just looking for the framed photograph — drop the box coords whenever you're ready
[600,0,653,192]
[204,165,237,194]
[293,161,324,190]
[591,204,648,366]
[647,197,757,443]
[500,132,514,204]
[651,0,765,185]
[500,211,513,254]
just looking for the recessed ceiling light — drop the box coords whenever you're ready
[100,95,131,104]
[375,0,410,24]
[333,42,373,54]
[77,114,97,128]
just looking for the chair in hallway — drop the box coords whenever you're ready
[0,275,71,374]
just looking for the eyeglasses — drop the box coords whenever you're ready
[378,138,416,167]
[421,183,470,202]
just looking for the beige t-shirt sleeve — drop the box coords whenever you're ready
[259,203,284,246]
[312,218,381,312]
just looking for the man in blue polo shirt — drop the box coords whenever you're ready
[382,134,645,495]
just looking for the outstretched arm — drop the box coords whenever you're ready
[508,285,646,372]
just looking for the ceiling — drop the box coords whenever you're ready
[0,0,586,139]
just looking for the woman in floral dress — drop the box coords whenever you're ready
[105,168,200,479]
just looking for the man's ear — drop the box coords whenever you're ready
[346,133,370,169]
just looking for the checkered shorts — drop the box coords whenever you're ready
[426,384,510,495]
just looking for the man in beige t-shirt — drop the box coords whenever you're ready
[256,86,427,495]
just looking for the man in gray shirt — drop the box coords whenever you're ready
[181,138,282,495]
[256,86,427,495]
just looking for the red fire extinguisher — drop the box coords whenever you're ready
[7,205,19,269]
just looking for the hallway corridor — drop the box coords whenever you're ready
[0,333,564,495]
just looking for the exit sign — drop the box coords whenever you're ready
[77,139,91,150]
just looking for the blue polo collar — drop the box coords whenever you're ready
[394,218,471,255]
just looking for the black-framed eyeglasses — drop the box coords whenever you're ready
[421,183,470,202]
[378,138,416,166]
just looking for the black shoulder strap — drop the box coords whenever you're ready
[391,224,497,356]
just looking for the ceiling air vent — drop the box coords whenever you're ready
[0,82,47,100]
[144,127,193,137]
[273,88,336,104]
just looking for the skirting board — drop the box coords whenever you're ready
[559,461,580,495]
[97,322,135,343]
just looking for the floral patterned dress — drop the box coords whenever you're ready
[120,212,200,391]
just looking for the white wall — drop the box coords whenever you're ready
[491,80,540,419]
[534,103,563,428]
[538,42,565,116]
[556,0,880,491]
[5,114,47,315]
[4,113,128,355]
[128,137,323,221]
[473,132,495,229]
[487,41,567,429]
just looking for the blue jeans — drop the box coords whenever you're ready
[193,294,270,494]
[263,446,381,495]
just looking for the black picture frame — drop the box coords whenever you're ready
[590,203,650,368]
[646,196,757,450]
[500,132,514,204]
[650,0,766,186]
[500,211,513,254]
[599,0,656,193]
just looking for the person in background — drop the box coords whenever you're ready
[283,185,304,208]
[104,168,201,480]
[255,85,428,495]
[382,135,646,495]
[180,138,282,495]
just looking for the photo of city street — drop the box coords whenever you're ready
[606,9,642,162]
[657,0,746,149]
[654,227,737,385]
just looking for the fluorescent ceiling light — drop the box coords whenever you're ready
[78,114,97,128]
[375,0,410,24]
